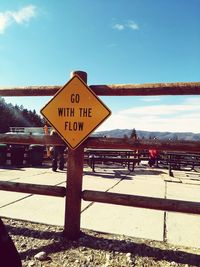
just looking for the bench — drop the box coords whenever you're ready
[87,156,140,172]
[85,149,140,172]
[158,153,200,176]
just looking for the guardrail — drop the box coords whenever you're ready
[0,70,200,240]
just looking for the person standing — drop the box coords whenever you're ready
[148,149,158,167]
[43,124,51,158]
[50,129,66,172]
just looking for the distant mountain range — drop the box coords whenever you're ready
[93,129,200,141]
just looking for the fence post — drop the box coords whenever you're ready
[63,71,87,240]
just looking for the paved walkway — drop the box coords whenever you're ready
[0,163,200,249]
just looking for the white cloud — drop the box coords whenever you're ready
[120,104,200,116]
[97,101,200,133]
[126,20,139,30]
[112,24,124,31]
[112,20,139,31]
[185,97,200,105]
[0,13,10,33]
[9,5,36,24]
[0,5,36,34]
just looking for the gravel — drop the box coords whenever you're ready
[2,217,200,267]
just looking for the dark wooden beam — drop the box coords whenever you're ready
[0,181,66,197]
[90,82,200,96]
[0,86,61,96]
[0,135,200,152]
[82,190,200,215]
[0,82,200,96]
[0,134,65,146]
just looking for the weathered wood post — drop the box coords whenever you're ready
[168,154,173,177]
[63,71,87,239]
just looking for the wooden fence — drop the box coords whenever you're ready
[0,70,200,240]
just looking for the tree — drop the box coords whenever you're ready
[130,128,137,139]
[0,97,43,133]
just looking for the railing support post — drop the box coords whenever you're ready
[63,71,87,240]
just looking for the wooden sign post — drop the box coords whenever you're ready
[40,70,111,239]
[64,71,86,239]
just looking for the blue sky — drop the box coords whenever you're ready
[1,0,200,133]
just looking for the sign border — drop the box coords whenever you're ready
[40,75,111,149]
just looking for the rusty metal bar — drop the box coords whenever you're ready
[0,82,200,96]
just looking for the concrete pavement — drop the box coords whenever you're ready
[0,162,200,249]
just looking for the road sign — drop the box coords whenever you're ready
[40,75,111,149]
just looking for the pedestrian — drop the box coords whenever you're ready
[43,123,51,158]
[148,149,158,167]
[50,129,66,172]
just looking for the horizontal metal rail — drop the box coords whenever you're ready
[82,190,200,215]
[0,82,200,96]
[0,181,66,197]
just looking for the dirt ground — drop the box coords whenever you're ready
[2,217,200,267]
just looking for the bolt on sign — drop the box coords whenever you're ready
[40,75,111,149]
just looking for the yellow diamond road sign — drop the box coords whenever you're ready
[40,75,111,149]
